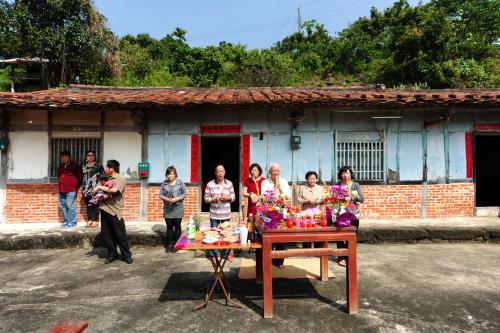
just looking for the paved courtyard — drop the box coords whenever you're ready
[1,243,499,333]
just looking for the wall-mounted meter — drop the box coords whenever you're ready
[138,162,150,178]
[290,135,301,150]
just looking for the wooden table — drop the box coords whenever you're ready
[255,221,358,318]
[174,233,262,311]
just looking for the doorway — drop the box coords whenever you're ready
[201,137,240,213]
[475,135,500,206]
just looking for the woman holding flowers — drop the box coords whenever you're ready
[336,165,364,267]
[242,163,265,218]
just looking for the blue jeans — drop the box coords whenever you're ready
[208,218,230,258]
[59,192,77,225]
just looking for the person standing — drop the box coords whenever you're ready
[297,171,324,210]
[58,150,83,228]
[261,163,291,267]
[261,163,292,198]
[242,163,265,218]
[336,166,364,267]
[95,160,133,264]
[160,166,187,253]
[204,164,235,260]
[297,171,324,248]
[81,149,104,228]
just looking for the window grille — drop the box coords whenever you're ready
[50,138,101,177]
[336,139,384,181]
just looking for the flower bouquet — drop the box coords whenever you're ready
[323,184,361,227]
[256,189,288,230]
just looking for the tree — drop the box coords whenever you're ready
[2,0,120,86]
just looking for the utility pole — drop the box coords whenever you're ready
[297,7,302,34]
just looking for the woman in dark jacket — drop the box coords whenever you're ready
[81,150,104,227]
[336,165,364,266]
[160,166,187,253]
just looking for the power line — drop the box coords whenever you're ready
[188,0,331,43]
[187,0,378,43]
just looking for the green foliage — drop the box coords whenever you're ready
[1,0,499,88]
[0,67,11,91]
[1,0,120,86]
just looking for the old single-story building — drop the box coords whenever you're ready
[0,85,499,223]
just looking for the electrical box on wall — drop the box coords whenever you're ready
[0,137,8,151]
[138,162,150,178]
[290,135,301,150]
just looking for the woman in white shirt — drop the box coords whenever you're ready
[261,163,290,268]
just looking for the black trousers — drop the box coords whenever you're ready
[100,210,132,259]
[272,243,287,267]
[337,219,359,261]
[165,218,182,247]
[84,196,100,221]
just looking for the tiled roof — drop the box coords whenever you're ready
[0,85,499,110]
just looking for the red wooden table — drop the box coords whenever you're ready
[255,221,358,318]
[174,233,262,310]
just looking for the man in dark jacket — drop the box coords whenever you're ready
[58,150,83,227]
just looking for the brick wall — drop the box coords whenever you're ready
[5,182,475,223]
[426,183,475,217]
[359,185,423,218]
[6,183,141,223]
[147,185,200,222]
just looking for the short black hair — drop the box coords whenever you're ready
[165,165,177,177]
[85,149,96,156]
[214,164,225,171]
[60,150,71,156]
[106,159,120,173]
[99,174,109,182]
[337,166,355,180]
[305,171,318,180]
[249,163,263,176]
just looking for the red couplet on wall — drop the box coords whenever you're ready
[201,125,241,134]
[465,132,473,179]
[191,135,200,183]
[241,134,250,180]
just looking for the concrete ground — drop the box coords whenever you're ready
[1,244,499,333]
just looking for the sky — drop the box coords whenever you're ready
[94,0,426,49]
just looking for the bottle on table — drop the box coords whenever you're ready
[187,215,196,241]
[247,213,255,242]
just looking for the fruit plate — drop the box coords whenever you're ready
[223,236,239,243]
[202,237,219,244]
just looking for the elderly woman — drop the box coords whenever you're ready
[261,163,291,268]
[297,171,324,210]
[261,163,292,198]
[298,171,324,248]
[336,165,364,267]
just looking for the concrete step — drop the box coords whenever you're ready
[475,207,500,217]
[1,218,500,250]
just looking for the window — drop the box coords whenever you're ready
[50,138,101,177]
[336,133,384,181]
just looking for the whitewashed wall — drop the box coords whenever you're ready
[8,131,49,179]
[103,132,142,179]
